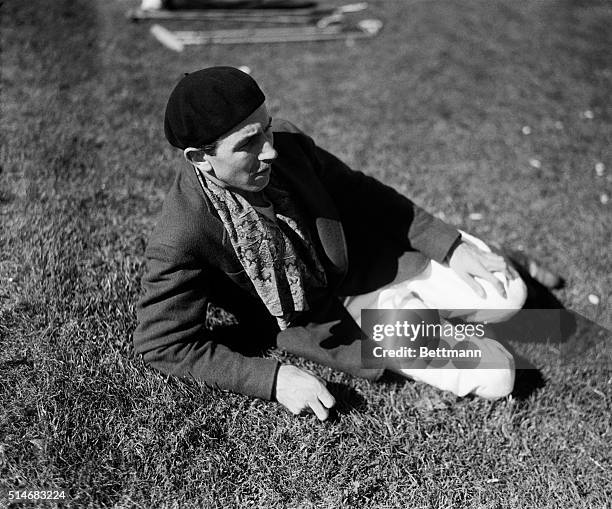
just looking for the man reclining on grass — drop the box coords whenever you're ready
[134,67,554,420]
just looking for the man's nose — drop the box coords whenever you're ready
[259,139,277,162]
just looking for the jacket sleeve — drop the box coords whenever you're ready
[133,243,280,400]
[310,141,460,264]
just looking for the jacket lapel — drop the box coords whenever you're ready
[273,156,348,279]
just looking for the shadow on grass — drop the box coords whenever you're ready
[372,361,548,402]
[488,258,610,399]
[513,365,547,400]
[490,266,565,399]
[493,263,610,348]
[325,382,368,420]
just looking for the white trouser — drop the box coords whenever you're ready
[344,232,527,400]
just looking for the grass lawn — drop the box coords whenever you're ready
[1,0,611,507]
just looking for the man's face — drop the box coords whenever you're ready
[199,103,277,193]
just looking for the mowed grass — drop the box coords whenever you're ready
[1,0,611,507]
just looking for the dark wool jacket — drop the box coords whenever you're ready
[133,120,460,400]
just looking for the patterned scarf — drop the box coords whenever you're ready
[194,167,327,329]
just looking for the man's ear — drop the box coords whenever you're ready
[183,148,212,170]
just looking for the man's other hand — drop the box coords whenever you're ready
[275,365,336,421]
[448,240,519,299]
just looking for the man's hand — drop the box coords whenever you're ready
[275,365,336,421]
[448,240,519,299]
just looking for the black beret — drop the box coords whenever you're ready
[164,66,265,149]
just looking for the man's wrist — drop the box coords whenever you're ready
[271,362,283,401]
[444,237,464,264]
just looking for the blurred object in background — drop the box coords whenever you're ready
[141,0,317,10]
[137,0,376,49]
[131,1,368,23]
[149,18,381,50]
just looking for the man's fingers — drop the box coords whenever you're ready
[318,387,336,409]
[507,264,520,280]
[275,365,336,422]
[483,257,513,284]
[308,399,330,421]
[481,253,507,271]
[460,268,507,299]
[451,241,518,299]
[484,255,520,282]
[459,272,486,299]
[479,270,507,299]
[484,255,521,283]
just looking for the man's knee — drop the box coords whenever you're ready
[475,337,515,399]
[456,336,515,399]
[474,366,515,400]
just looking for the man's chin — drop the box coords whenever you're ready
[248,176,270,192]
